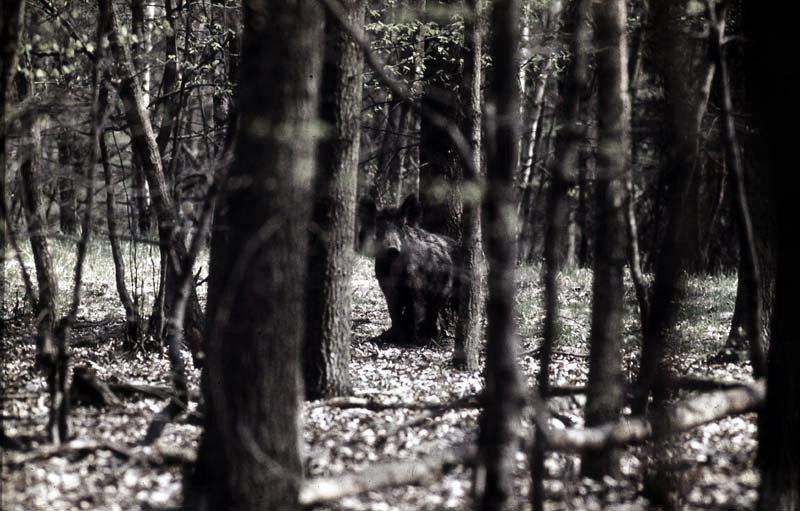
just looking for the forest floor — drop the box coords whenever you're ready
[1,243,759,510]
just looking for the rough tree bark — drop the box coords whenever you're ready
[0,0,26,334]
[452,0,484,371]
[581,0,630,479]
[304,0,365,400]
[476,0,524,509]
[183,1,322,509]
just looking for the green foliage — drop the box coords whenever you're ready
[365,2,467,97]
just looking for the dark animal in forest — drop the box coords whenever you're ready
[358,195,461,345]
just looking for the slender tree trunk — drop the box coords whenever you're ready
[211,0,240,155]
[419,0,462,240]
[707,3,766,377]
[477,0,523,509]
[304,0,365,400]
[581,0,629,479]
[154,0,181,165]
[102,0,204,354]
[452,0,483,371]
[379,101,404,206]
[1,1,27,322]
[19,117,64,443]
[19,116,59,367]
[128,0,152,238]
[531,0,589,506]
[633,0,708,414]
[56,131,79,235]
[100,125,142,350]
[184,1,322,509]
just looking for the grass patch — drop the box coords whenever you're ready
[3,237,207,322]
[512,264,739,381]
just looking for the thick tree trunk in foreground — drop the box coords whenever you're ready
[749,1,800,508]
[582,0,630,479]
[184,1,322,510]
[477,0,524,509]
[304,0,365,399]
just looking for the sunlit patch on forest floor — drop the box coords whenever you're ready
[2,249,758,510]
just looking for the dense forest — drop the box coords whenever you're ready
[1,0,799,510]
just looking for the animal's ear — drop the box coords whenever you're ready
[400,195,422,225]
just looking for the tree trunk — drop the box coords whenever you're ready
[210,0,240,155]
[102,0,204,354]
[0,0,25,331]
[56,131,80,235]
[633,0,709,414]
[707,4,766,378]
[419,0,462,240]
[378,100,405,206]
[304,0,365,400]
[184,1,322,510]
[1,0,25,98]
[748,1,800,508]
[100,126,142,350]
[452,0,483,371]
[154,0,181,167]
[19,115,59,366]
[531,0,590,506]
[477,0,524,509]
[581,0,629,479]
[757,186,800,511]
[717,33,777,367]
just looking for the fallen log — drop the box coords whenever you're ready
[299,443,475,506]
[535,379,765,452]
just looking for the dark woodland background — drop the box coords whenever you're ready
[1,0,799,510]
